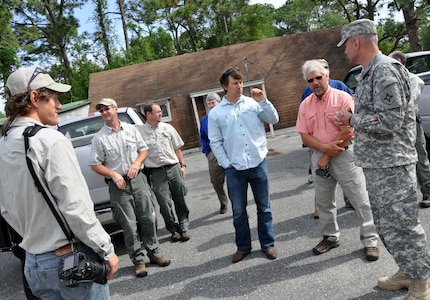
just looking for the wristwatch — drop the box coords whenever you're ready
[180,164,187,168]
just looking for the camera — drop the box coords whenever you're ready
[315,168,330,179]
[59,252,109,288]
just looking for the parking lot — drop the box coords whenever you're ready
[1,127,430,300]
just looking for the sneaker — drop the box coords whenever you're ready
[171,232,181,242]
[181,231,191,242]
[312,236,339,255]
[150,256,171,267]
[420,199,430,208]
[220,203,227,214]
[377,269,411,290]
[135,264,148,277]
[364,246,379,261]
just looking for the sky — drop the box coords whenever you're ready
[249,0,285,7]
[0,0,285,114]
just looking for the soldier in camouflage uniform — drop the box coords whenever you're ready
[335,19,430,300]
[389,50,430,209]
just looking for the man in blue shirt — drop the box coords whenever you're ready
[200,92,229,214]
[208,67,279,263]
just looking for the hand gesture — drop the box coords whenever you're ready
[251,88,265,102]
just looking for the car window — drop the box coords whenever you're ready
[343,67,362,93]
[58,112,135,139]
[406,54,430,75]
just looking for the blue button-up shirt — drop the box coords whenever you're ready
[208,95,279,170]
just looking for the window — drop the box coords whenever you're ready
[136,98,172,122]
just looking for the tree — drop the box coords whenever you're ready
[0,0,20,86]
[388,0,429,51]
[13,0,84,83]
[92,0,114,65]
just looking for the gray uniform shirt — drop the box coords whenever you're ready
[350,52,417,168]
[89,121,148,175]
[0,118,114,260]
[136,122,184,168]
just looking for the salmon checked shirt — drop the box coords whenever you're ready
[295,86,354,143]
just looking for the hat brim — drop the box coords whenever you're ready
[337,37,347,47]
[46,82,71,93]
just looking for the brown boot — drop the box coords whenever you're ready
[378,269,411,290]
[404,278,430,300]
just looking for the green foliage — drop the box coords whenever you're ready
[378,18,408,54]
[69,58,103,102]
[0,0,20,85]
[232,4,277,42]
[421,26,430,50]
[106,27,176,69]
[12,0,84,82]
[5,0,430,104]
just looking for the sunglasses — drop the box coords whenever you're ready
[307,75,323,83]
[98,106,111,114]
[28,67,43,89]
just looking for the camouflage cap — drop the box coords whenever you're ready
[337,19,377,47]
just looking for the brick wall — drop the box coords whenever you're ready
[88,26,354,149]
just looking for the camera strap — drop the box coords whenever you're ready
[23,125,74,242]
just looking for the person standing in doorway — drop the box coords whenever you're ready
[200,92,229,214]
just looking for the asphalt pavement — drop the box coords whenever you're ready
[2,127,430,300]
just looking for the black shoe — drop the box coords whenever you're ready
[420,199,430,208]
[220,204,227,214]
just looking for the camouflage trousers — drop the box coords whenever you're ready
[363,164,430,280]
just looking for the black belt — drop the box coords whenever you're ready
[147,164,177,172]
[104,170,141,184]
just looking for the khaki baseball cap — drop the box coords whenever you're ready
[6,68,71,96]
[337,19,377,47]
[96,98,117,110]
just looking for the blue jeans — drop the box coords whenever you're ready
[225,159,275,253]
[24,242,110,300]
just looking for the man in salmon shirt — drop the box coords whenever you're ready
[295,59,379,261]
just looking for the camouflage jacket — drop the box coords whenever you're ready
[350,52,417,168]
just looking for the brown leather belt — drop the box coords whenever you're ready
[55,243,75,256]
